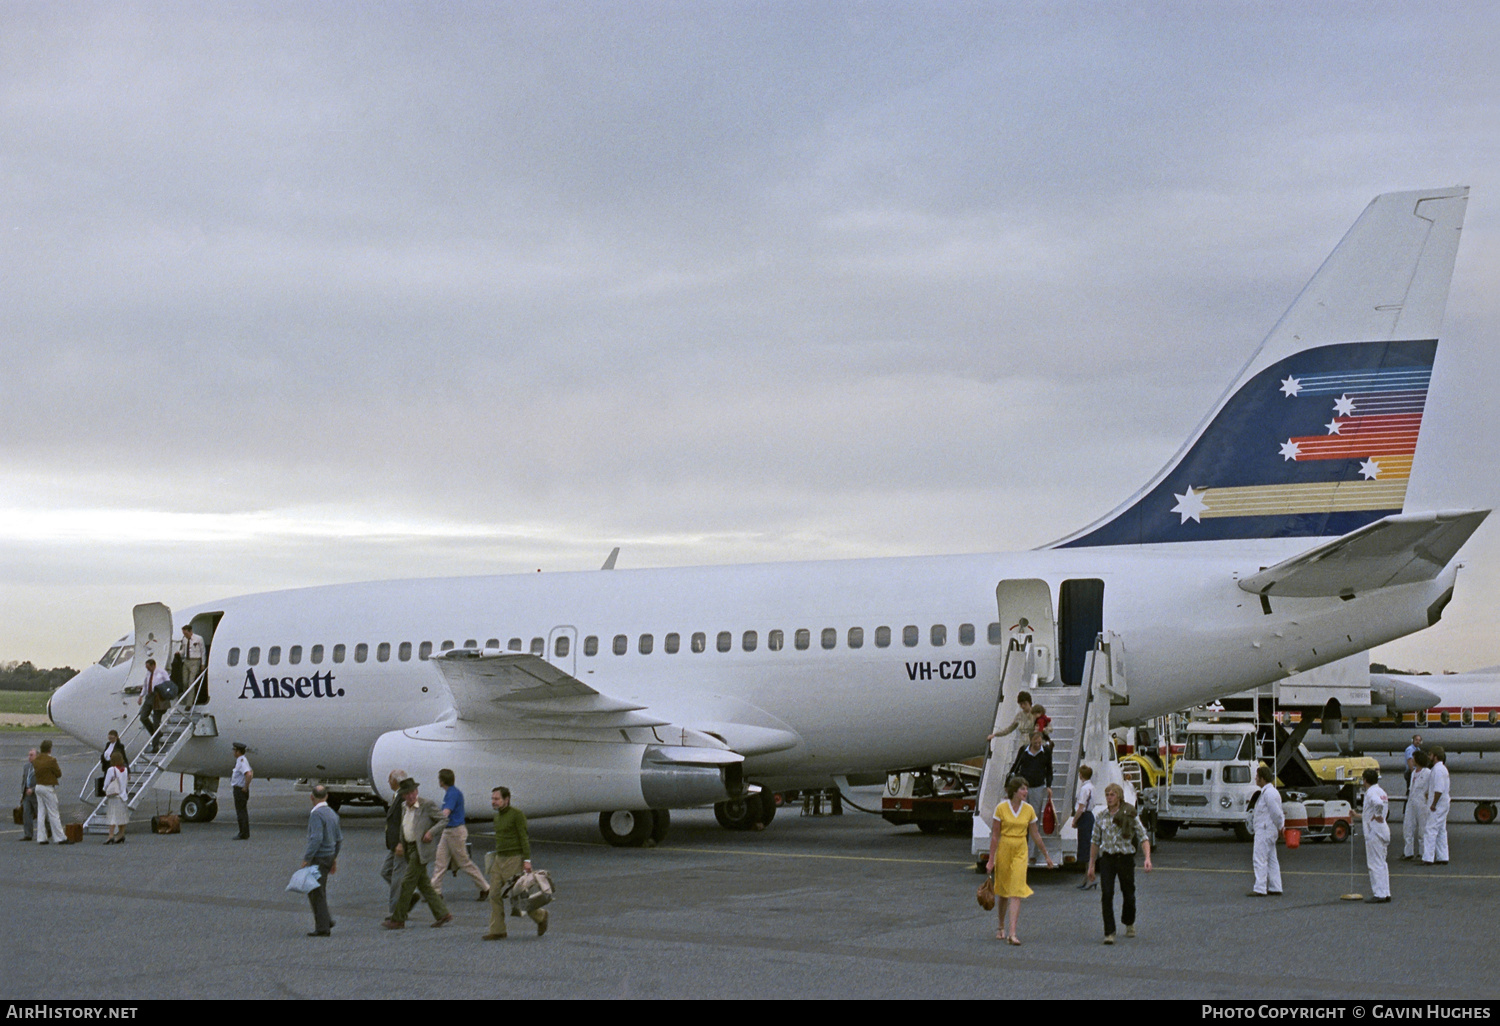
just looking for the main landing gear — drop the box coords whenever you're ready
[598,809,672,848]
[714,792,776,831]
[179,793,219,823]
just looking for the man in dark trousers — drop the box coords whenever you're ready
[301,784,341,937]
[382,779,452,930]
[230,743,252,839]
[1012,735,1053,864]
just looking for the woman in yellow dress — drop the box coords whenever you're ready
[986,775,1055,944]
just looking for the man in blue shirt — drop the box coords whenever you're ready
[1404,734,1423,793]
[429,768,490,902]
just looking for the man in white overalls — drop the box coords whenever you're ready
[1422,746,1451,865]
[1361,768,1391,903]
[1247,764,1284,897]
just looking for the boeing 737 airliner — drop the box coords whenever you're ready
[50,188,1487,846]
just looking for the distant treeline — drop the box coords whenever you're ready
[1370,663,1425,675]
[0,661,79,692]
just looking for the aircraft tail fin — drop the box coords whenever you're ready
[1055,187,1468,548]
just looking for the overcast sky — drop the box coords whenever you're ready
[3,2,1498,673]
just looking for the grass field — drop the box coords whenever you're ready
[0,690,51,715]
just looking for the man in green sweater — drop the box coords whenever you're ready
[485,786,548,940]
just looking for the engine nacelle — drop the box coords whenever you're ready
[369,720,742,817]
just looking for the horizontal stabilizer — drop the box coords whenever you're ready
[1237,509,1489,598]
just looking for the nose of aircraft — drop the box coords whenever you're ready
[48,665,107,742]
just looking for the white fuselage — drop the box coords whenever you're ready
[52,538,1459,802]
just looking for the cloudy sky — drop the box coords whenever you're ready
[3,2,1498,673]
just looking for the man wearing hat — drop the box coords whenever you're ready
[230,743,252,840]
[383,778,452,929]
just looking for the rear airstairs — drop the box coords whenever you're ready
[81,673,214,833]
[971,633,1128,870]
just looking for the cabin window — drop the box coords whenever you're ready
[584,635,599,656]
[377,643,391,662]
[508,638,523,652]
[485,638,500,650]
[768,630,784,651]
[665,633,680,654]
[354,643,368,663]
[332,644,345,663]
[399,642,412,662]
[639,634,654,655]
[463,639,477,649]
[743,631,757,652]
[1462,708,1473,727]
[228,648,240,667]
[441,641,456,652]
[247,646,261,666]
[1441,711,1451,725]
[310,644,324,664]
[848,627,864,649]
[289,645,303,664]
[1416,710,1427,726]
[717,631,732,653]
[530,637,543,655]
[988,623,1004,645]
[555,636,570,658]
[419,641,433,660]
[795,629,811,651]
[691,632,706,653]
[613,635,628,656]
[875,626,891,648]
[268,646,281,666]
[821,628,837,650]
[903,625,919,648]
[959,623,975,646]
[931,624,947,647]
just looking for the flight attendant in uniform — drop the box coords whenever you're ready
[1247,765,1284,896]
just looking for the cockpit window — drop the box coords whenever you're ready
[98,647,121,668]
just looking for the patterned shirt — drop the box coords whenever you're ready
[1091,805,1147,856]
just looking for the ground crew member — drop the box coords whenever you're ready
[1361,767,1391,903]
[1247,764,1283,896]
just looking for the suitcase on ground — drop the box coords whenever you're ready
[64,823,83,844]
[152,813,181,835]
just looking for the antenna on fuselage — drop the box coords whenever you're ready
[601,547,620,570]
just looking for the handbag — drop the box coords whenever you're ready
[501,868,555,914]
[976,877,996,911]
[1042,800,1057,836]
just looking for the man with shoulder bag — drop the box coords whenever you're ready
[484,786,548,939]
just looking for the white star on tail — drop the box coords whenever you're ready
[1279,440,1301,461]
[1172,486,1209,524]
[1334,394,1356,416]
[1325,420,1341,435]
[1360,459,1381,480]
[1280,376,1303,397]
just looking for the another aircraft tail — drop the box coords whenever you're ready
[1055,187,1469,548]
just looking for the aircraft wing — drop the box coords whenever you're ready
[1237,509,1489,598]
[430,649,739,758]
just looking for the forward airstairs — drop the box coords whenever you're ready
[971,633,1127,869]
[80,673,212,833]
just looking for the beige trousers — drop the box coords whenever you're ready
[487,854,547,936]
[430,823,489,894]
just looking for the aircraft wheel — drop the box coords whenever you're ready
[1232,822,1253,843]
[599,810,655,847]
[757,791,776,827]
[180,794,206,823]
[1156,820,1180,840]
[714,798,757,831]
[649,808,671,844]
[201,797,218,823]
[1330,820,1350,843]
[1475,801,1496,825]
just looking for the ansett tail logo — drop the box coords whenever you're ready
[237,669,344,700]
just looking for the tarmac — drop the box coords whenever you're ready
[3,730,1498,1000]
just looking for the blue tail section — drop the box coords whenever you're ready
[1053,187,1467,549]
